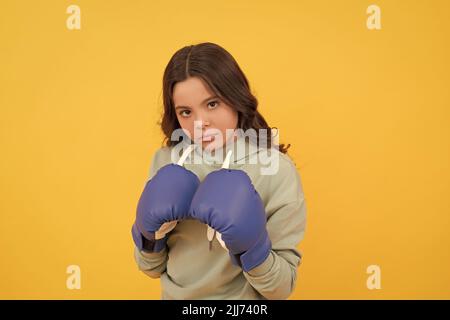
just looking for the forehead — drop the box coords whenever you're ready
[172,77,215,106]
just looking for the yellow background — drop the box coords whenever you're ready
[1,0,449,299]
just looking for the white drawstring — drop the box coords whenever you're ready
[206,150,232,251]
[177,144,197,166]
[155,144,197,240]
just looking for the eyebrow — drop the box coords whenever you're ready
[175,95,219,110]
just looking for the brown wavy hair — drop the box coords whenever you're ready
[159,42,290,154]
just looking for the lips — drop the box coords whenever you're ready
[194,130,218,142]
[201,134,216,142]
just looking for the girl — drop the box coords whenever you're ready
[132,42,307,299]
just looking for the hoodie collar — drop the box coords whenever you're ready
[181,130,262,169]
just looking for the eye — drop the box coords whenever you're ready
[207,100,220,109]
[179,110,191,118]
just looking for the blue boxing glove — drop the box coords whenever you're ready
[189,169,272,272]
[132,163,200,253]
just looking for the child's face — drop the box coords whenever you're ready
[173,76,238,151]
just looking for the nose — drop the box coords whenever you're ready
[194,114,210,131]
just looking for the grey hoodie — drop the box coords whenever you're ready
[133,134,307,299]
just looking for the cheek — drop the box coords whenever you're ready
[217,107,238,129]
[214,108,238,141]
[177,117,194,138]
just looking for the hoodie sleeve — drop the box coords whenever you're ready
[134,246,168,279]
[133,148,171,279]
[243,155,307,299]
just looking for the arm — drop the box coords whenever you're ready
[132,149,170,278]
[243,198,306,299]
[189,155,307,299]
[244,154,307,299]
[134,246,168,279]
